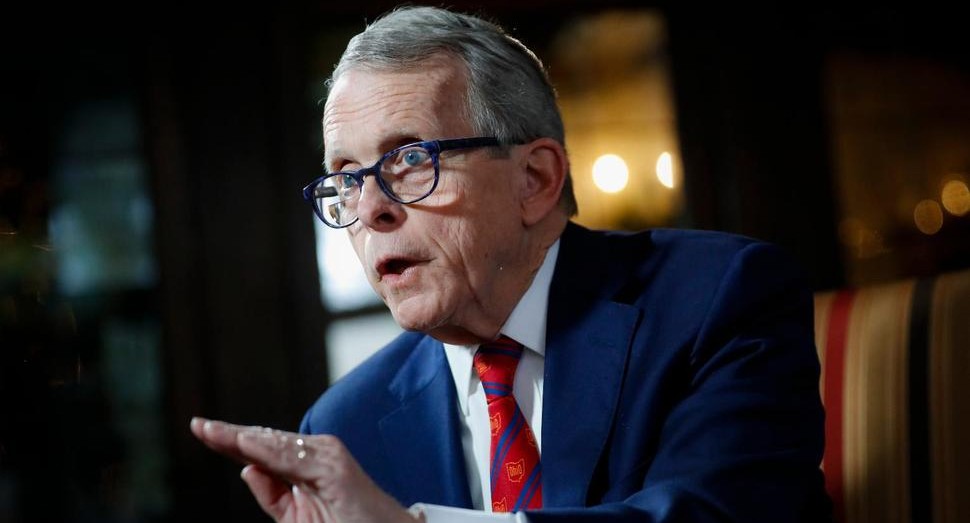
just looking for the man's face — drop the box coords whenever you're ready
[323,57,529,342]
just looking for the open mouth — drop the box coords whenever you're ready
[377,257,419,278]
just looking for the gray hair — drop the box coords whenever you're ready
[328,6,577,216]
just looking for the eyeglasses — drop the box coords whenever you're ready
[303,137,500,228]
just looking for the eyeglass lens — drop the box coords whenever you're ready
[313,143,438,226]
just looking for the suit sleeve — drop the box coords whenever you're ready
[528,242,830,522]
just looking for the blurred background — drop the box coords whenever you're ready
[1,2,968,521]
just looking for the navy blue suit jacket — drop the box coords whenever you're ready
[301,223,831,522]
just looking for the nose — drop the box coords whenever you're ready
[355,175,405,231]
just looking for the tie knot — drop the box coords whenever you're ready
[474,336,523,400]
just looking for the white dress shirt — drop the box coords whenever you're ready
[411,240,559,523]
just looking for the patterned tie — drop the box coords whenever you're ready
[474,336,543,512]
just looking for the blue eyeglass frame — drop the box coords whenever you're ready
[302,136,501,228]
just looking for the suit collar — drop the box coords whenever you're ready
[541,222,645,507]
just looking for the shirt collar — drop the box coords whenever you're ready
[443,240,560,415]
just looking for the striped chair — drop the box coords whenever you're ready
[814,268,970,523]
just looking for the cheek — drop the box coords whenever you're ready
[347,231,373,276]
[419,179,462,210]
[440,225,499,285]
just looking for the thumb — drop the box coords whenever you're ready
[241,464,292,520]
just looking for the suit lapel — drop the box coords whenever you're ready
[541,224,644,507]
[378,336,473,508]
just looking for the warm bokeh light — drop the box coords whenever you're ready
[656,152,674,188]
[941,179,970,216]
[592,154,629,194]
[913,199,944,235]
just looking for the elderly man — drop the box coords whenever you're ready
[192,6,830,523]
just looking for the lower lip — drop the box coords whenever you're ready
[380,263,421,287]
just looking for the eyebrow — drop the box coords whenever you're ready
[324,133,426,173]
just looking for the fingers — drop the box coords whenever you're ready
[191,418,416,523]
[190,417,275,464]
[191,417,346,485]
[237,429,348,485]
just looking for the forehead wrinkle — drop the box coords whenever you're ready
[322,61,471,168]
[324,95,445,169]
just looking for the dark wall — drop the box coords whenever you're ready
[666,8,843,289]
[2,8,329,522]
[145,11,329,521]
[666,7,969,290]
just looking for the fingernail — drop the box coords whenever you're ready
[203,420,213,433]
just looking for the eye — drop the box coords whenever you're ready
[401,148,429,167]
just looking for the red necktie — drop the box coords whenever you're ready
[474,336,543,512]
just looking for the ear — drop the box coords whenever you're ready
[518,137,569,227]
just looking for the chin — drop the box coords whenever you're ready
[388,303,443,334]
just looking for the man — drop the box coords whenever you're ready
[192,6,830,522]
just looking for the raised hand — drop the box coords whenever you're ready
[190,418,423,523]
